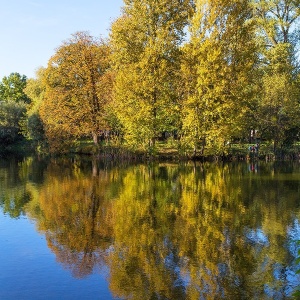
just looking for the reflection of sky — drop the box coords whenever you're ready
[174,224,300,299]
[164,239,189,289]
[286,218,300,295]
[0,212,116,300]
[245,228,269,246]
[243,225,300,298]
[287,218,300,258]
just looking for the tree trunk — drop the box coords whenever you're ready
[92,158,98,177]
[92,132,99,146]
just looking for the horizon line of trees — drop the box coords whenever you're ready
[1,0,300,156]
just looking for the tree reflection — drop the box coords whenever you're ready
[108,164,187,299]
[24,157,119,278]
[0,156,33,218]
[107,162,300,299]
[2,157,300,298]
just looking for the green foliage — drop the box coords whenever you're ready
[252,0,300,154]
[24,67,46,109]
[22,67,47,151]
[40,31,113,152]
[0,100,26,145]
[0,100,26,127]
[3,1,300,157]
[0,72,31,103]
[110,0,193,153]
[181,0,259,155]
[25,112,46,146]
[0,73,31,146]
[256,71,300,153]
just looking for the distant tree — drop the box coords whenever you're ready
[0,100,27,144]
[0,72,31,103]
[40,31,113,152]
[22,67,47,150]
[24,68,46,107]
[0,73,30,145]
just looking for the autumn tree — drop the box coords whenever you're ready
[181,0,259,156]
[24,157,117,278]
[40,32,113,152]
[252,0,300,153]
[110,0,193,152]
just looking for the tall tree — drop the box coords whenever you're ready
[40,32,113,152]
[181,0,259,155]
[252,0,300,46]
[110,0,193,152]
[22,67,47,150]
[0,74,28,144]
[0,72,30,103]
[252,0,300,153]
[0,100,26,144]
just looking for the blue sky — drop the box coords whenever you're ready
[0,0,123,79]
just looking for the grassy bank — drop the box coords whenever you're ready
[2,138,300,161]
[70,139,300,161]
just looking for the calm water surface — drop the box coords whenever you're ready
[0,156,300,300]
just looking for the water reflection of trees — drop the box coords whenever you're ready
[0,156,34,218]
[30,158,118,278]
[1,158,300,298]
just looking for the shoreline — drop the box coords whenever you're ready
[1,141,300,162]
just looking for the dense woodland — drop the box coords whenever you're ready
[1,0,300,158]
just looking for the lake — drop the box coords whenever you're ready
[0,155,300,299]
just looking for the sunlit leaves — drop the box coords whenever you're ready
[110,0,193,152]
[252,0,300,46]
[0,72,30,104]
[181,0,259,155]
[21,67,47,148]
[40,32,113,152]
[252,0,300,152]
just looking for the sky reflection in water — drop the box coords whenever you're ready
[0,157,300,299]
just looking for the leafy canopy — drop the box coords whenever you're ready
[0,72,31,103]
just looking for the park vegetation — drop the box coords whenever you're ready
[1,0,300,159]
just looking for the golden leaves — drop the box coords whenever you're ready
[39,32,113,151]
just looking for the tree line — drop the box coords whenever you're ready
[1,0,300,157]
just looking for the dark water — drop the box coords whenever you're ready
[0,156,300,300]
